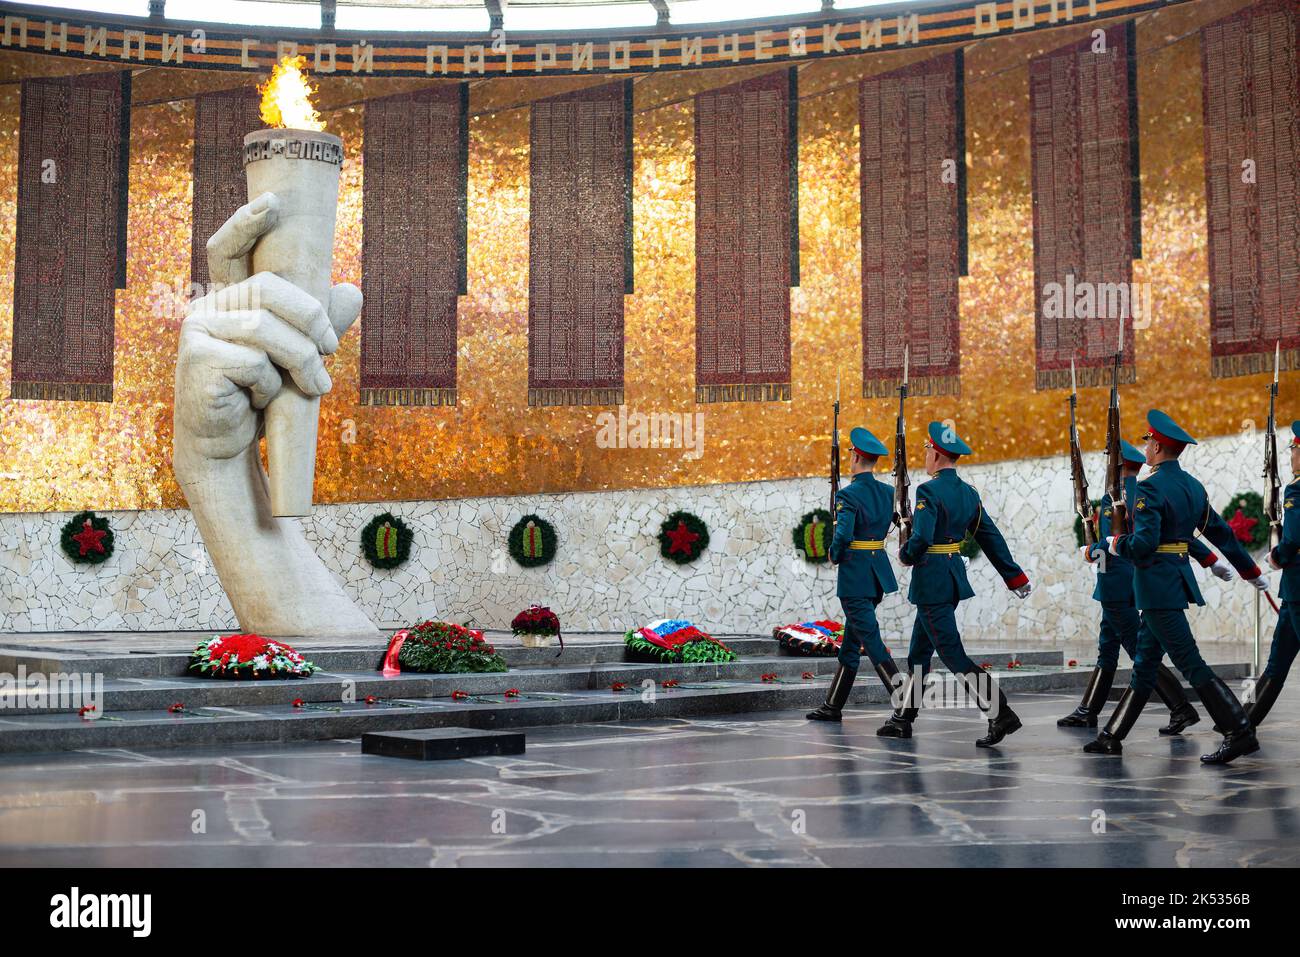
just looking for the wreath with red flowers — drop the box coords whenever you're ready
[188,633,318,679]
[792,509,833,564]
[396,620,508,674]
[60,511,114,565]
[361,511,413,569]
[659,510,709,564]
[508,514,557,568]
[1221,491,1268,552]
[511,604,564,655]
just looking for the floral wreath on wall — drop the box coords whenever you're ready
[659,510,709,564]
[792,509,832,564]
[1221,491,1268,552]
[360,511,413,569]
[508,515,557,567]
[60,511,114,565]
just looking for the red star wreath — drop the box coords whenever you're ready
[658,510,708,564]
[59,511,114,565]
[1220,492,1268,552]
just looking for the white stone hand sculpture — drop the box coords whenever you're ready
[173,193,379,638]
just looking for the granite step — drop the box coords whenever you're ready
[0,664,1105,754]
[0,651,1067,716]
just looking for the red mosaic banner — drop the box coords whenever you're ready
[528,80,630,407]
[860,51,964,399]
[190,87,261,292]
[360,83,467,406]
[695,69,795,403]
[1203,0,1300,379]
[1030,22,1139,392]
[11,69,128,402]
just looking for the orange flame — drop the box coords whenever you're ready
[258,55,324,132]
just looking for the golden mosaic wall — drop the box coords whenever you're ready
[0,0,1279,514]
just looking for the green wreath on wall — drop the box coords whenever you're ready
[659,510,709,564]
[1221,491,1268,552]
[508,514,557,568]
[793,509,833,564]
[60,511,114,565]
[360,512,413,569]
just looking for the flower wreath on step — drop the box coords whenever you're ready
[659,510,709,564]
[361,511,413,569]
[60,511,114,565]
[508,515,557,568]
[189,634,318,679]
[774,620,843,656]
[624,619,736,664]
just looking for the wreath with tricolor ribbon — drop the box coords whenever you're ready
[659,510,709,564]
[60,511,114,565]
[508,514,557,568]
[360,511,413,569]
[792,509,833,563]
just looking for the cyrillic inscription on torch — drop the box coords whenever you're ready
[243,55,343,517]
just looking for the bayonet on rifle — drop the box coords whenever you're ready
[1264,340,1282,550]
[830,371,841,532]
[1104,324,1127,535]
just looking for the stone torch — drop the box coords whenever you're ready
[243,56,342,517]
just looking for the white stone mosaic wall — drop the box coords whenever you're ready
[0,432,1277,643]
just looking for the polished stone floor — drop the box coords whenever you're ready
[1,688,1297,867]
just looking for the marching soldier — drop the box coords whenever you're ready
[1084,410,1269,764]
[878,421,1033,748]
[1247,420,1300,728]
[1061,439,1235,732]
[807,428,903,721]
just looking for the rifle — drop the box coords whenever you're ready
[893,345,912,547]
[1068,359,1097,547]
[1260,341,1282,615]
[1264,340,1282,552]
[830,371,840,529]
[1104,343,1127,535]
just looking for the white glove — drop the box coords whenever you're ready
[1210,559,1235,582]
[1248,576,1268,592]
[1013,583,1032,599]
[1080,545,1097,564]
[1106,535,1121,556]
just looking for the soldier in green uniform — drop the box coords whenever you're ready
[807,427,902,722]
[1247,420,1300,727]
[877,421,1033,748]
[1084,410,1269,765]
[1060,439,1234,731]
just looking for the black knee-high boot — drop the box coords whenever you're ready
[1084,686,1152,755]
[1245,673,1283,729]
[1058,666,1115,728]
[873,658,901,695]
[807,664,856,721]
[1153,664,1200,735]
[1196,677,1260,765]
[877,669,918,738]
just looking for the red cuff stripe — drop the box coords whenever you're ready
[1243,565,1262,581]
[1005,572,1029,590]
[1198,552,1218,568]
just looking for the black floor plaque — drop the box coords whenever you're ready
[362,727,526,760]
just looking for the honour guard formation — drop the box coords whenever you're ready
[810,356,1290,769]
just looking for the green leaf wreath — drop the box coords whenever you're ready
[60,511,114,565]
[1221,491,1268,552]
[397,621,508,674]
[360,511,413,569]
[508,514,557,568]
[1073,499,1104,549]
[659,510,709,564]
[793,509,833,563]
[623,630,737,664]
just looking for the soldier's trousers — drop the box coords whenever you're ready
[907,601,980,677]
[1262,600,1300,682]
[837,596,891,671]
[1129,608,1217,691]
[1096,601,1141,671]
